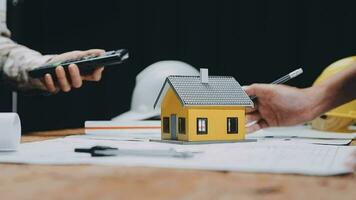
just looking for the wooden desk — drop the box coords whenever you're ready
[1,129,355,200]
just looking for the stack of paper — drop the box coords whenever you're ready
[0,137,354,176]
[85,120,161,136]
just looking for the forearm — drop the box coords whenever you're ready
[0,36,55,90]
[309,65,356,118]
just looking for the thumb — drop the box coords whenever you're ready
[244,83,271,97]
[243,84,259,96]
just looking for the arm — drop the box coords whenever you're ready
[0,35,105,93]
[244,65,356,133]
[0,35,54,90]
[312,64,356,115]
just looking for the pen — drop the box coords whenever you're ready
[246,68,303,127]
[75,146,194,158]
[95,148,194,158]
[249,68,303,101]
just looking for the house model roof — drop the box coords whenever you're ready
[154,74,254,108]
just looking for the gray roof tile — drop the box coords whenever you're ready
[165,75,253,106]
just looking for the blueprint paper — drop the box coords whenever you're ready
[0,137,354,176]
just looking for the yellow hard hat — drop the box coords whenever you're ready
[310,56,356,133]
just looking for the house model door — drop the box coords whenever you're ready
[170,114,177,140]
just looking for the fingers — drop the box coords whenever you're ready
[246,122,261,133]
[43,74,58,93]
[46,61,103,93]
[41,49,106,93]
[55,66,71,92]
[246,119,269,133]
[78,49,105,81]
[246,102,258,113]
[83,67,104,81]
[68,64,82,88]
[259,119,269,129]
[243,84,258,97]
[244,84,261,114]
[244,83,273,98]
[43,65,84,93]
[246,111,262,124]
[69,49,105,82]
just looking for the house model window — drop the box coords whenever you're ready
[178,117,186,134]
[227,117,238,134]
[197,118,208,134]
[163,117,170,133]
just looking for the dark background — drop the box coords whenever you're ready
[2,0,356,131]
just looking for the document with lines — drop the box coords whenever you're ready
[0,137,354,176]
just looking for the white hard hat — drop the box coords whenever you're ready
[112,60,199,121]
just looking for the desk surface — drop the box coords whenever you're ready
[1,129,356,200]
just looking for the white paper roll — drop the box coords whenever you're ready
[0,113,21,151]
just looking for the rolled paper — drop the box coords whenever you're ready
[0,113,21,151]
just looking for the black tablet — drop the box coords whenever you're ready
[29,49,129,78]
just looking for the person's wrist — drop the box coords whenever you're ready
[303,84,329,120]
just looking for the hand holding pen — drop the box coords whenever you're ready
[244,68,308,132]
[249,68,303,101]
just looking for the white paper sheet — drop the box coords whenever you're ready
[71,134,352,146]
[0,137,354,176]
[85,122,354,145]
[247,125,356,140]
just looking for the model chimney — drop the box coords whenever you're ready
[200,68,209,84]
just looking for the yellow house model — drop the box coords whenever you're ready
[153,68,254,142]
